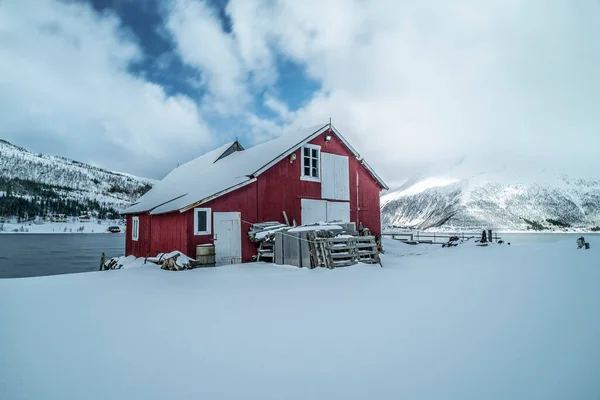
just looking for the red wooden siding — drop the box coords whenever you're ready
[125,213,151,257]
[149,212,188,255]
[356,166,382,235]
[256,130,383,233]
[256,148,320,224]
[187,181,259,261]
[125,213,187,257]
[309,132,382,234]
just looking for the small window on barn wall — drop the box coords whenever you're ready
[131,216,139,241]
[301,144,321,182]
[194,208,211,235]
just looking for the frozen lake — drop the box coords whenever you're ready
[0,234,125,278]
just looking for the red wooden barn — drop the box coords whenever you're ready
[122,123,388,263]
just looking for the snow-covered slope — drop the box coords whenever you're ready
[382,173,600,230]
[0,139,154,210]
[2,238,600,399]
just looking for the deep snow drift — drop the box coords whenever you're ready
[1,238,599,400]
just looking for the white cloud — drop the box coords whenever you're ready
[225,0,277,88]
[223,0,600,186]
[165,0,251,114]
[3,0,600,186]
[0,0,213,178]
[263,93,291,121]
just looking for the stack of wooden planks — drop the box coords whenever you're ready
[248,222,289,243]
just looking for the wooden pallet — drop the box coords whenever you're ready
[306,231,331,268]
[257,241,274,262]
[355,236,381,264]
[307,235,381,268]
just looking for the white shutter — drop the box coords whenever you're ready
[326,201,350,222]
[321,153,335,199]
[301,199,327,225]
[321,153,349,200]
[132,216,139,241]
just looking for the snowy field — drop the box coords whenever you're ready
[1,238,599,399]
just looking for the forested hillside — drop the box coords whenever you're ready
[0,140,154,219]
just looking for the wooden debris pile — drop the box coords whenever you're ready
[100,251,202,271]
[248,222,289,242]
[442,235,461,248]
[249,220,382,268]
[99,252,125,270]
[147,251,202,271]
[250,222,343,262]
[248,222,288,263]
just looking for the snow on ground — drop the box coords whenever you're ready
[1,238,599,399]
[104,255,147,269]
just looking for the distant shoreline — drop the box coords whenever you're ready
[0,231,121,235]
[0,220,124,235]
[383,229,600,235]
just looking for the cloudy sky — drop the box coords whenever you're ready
[1,0,599,187]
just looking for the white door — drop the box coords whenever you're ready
[301,199,327,225]
[213,212,242,264]
[321,153,350,200]
[326,201,350,222]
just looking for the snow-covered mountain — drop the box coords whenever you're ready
[0,139,154,210]
[381,173,600,231]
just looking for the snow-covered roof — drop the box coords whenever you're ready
[122,123,387,215]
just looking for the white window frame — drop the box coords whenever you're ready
[301,144,321,182]
[131,216,139,241]
[194,208,212,235]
